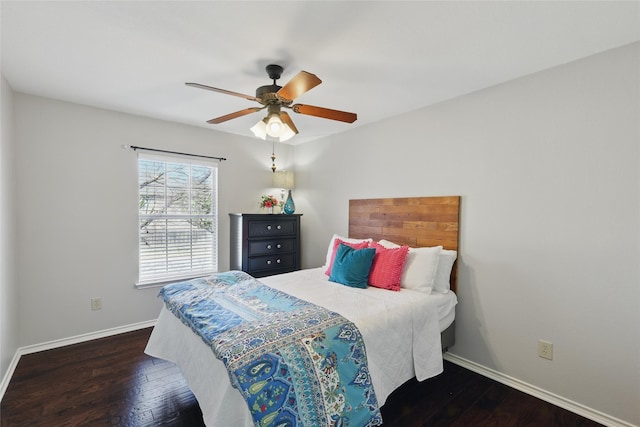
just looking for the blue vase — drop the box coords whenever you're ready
[284,190,295,214]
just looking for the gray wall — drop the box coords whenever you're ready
[9,93,293,347]
[294,43,639,425]
[0,76,17,391]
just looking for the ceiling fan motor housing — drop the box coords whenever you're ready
[256,84,282,103]
[257,64,286,104]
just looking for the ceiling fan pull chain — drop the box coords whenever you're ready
[271,140,277,173]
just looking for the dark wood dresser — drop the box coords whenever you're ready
[229,213,302,278]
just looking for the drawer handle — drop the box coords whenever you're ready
[267,225,272,230]
[266,260,272,265]
[276,225,282,230]
[276,259,281,264]
[276,244,282,249]
[266,244,272,250]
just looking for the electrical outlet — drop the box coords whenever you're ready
[538,340,553,360]
[91,298,102,311]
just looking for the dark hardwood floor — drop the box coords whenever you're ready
[1,328,602,427]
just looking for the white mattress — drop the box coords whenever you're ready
[145,268,457,426]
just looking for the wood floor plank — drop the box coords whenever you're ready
[1,328,603,427]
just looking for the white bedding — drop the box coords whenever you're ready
[145,267,457,426]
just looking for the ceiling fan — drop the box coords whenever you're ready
[186,64,357,142]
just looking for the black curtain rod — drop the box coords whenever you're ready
[128,145,227,161]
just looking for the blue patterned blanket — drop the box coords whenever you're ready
[159,270,382,427]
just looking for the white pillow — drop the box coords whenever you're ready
[402,246,443,294]
[377,239,401,249]
[322,234,373,270]
[378,240,442,294]
[433,249,457,294]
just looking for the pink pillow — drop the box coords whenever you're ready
[325,239,370,275]
[368,242,409,291]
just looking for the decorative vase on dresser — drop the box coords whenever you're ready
[283,190,295,214]
[229,213,302,278]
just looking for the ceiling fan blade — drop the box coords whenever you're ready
[186,82,258,102]
[292,104,357,123]
[279,112,299,135]
[277,71,322,102]
[207,107,263,124]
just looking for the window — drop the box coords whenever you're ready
[137,153,218,286]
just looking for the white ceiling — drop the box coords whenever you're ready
[2,1,639,144]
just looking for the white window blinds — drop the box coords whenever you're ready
[138,153,218,285]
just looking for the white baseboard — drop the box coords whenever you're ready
[444,353,637,427]
[0,350,21,404]
[0,319,156,402]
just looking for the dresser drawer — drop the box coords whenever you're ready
[248,253,296,272]
[248,219,296,237]
[248,238,296,256]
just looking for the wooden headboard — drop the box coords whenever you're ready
[348,196,461,293]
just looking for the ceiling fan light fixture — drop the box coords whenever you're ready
[275,117,296,142]
[266,114,284,137]
[250,118,268,139]
[251,112,295,142]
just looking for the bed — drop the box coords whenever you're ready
[145,196,460,426]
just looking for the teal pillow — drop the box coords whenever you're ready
[329,243,376,288]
